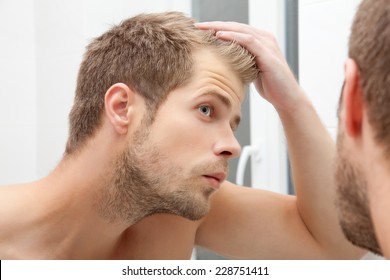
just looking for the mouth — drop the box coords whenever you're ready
[203,173,227,189]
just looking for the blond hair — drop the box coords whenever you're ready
[65,12,258,155]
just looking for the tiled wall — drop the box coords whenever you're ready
[0,0,191,184]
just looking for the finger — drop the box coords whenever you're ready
[195,21,268,38]
[195,21,249,31]
[215,31,266,59]
[217,30,283,59]
[217,30,286,78]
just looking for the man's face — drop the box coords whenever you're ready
[103,49,244,223]
[335,98,382,255]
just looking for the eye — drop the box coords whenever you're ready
[199,105,212,117]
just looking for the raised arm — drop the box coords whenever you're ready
[195,22,365,259]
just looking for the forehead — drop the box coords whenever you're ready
[190,48,245,102]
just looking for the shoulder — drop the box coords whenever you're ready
[0,184,31,247]
[0,183,38,226]
[0,184,23,209]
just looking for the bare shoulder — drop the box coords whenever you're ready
[0,183,37,226]
[0,183,25,209]
[0,183,34,256]
[0,182,32,199]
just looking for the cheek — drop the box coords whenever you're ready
[151,116,210,161]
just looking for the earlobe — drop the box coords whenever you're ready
[343,58,364,137]
[104,83,134,135]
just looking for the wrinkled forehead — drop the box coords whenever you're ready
[191,48,245,103]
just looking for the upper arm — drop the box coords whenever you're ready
[195,181,326,259]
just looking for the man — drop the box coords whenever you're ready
[198,0,390,259]
[334,0,390,258]
[0,12,363,259]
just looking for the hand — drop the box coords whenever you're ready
[195,21,304,113]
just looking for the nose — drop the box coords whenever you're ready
[213,130,242,159]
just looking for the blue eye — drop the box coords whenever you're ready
[199,105,212,116]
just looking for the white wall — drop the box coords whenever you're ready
[299,0,361,139]
[34,0,85,177]
[0,0,37,184]
[0,0,191,184]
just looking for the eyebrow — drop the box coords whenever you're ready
[200,91,241,130]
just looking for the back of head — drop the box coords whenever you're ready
[65,12,258,155]
[349,0,390,154]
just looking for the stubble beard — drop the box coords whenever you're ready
[335,131,382,255]
[96,120,223,225]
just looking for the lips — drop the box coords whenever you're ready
[203,172,227,188]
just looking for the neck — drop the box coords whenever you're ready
[363,130,390,259]
[8,135,137,259]
[365,161,390,259]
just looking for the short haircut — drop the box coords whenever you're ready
[349,0,390,154]
[65,12,258,155]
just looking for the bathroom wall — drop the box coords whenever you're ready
[0,0,37,184]
[0,0,191,184]
[299,0,361,139]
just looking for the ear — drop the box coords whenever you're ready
[342,58,364,138]
[104,83,134,135]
